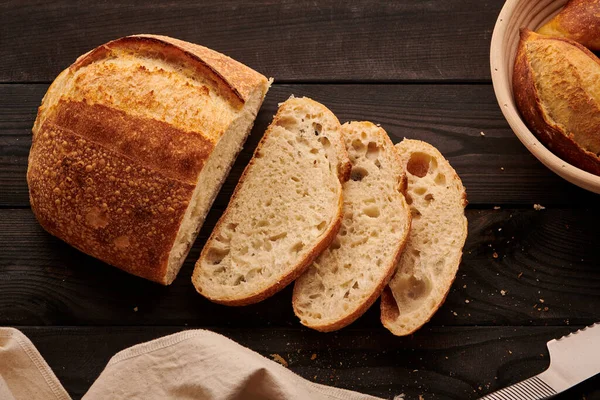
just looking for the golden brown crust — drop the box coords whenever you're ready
[537,0,600,51]
[513,29,600,176]
[28,123,193,284]
[28,35,269,284]
[72,35,266,106]
[53,100,214,184]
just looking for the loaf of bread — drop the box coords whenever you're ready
[27,35,270,284]
[192,97,351,305]
[538,0,600,51]
[293,121,411,332]
[513,29,600,175]
[381,139,467,336]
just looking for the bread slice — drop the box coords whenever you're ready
[192,97,351,305]
[381,139,467,336]
[292,122,411,331]
[27,34,270,285]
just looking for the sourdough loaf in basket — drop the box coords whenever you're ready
[27,35,270,284]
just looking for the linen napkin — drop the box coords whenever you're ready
[0,327,383,400]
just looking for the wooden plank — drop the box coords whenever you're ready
[1,83,597,207]
[1,208,599,327]
[17,325,600,400]
[0,1,501,83]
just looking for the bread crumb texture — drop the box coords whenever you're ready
[293,121,410,331]
[381,139,467,336]
[193,97,347,304]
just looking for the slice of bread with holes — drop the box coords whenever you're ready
[293,121,411,332]
[192,97,351,305]
[381,139,467,336]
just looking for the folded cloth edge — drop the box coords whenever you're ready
[0,327,71,400]
[101,329,384,400]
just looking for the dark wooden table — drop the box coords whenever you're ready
[1,1,599,399]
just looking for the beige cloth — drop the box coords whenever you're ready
[0,328,382,400]
[0,328,70,400]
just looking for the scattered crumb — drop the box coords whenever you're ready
[533,204,545,211]
[508,350,512,354]
[498,228,502,232]
[493,206,501,210]
[463,284,467,289]
[500,290,507,296]
[500,167,505,171]
[133,307,138,312]
[270,354,288,367]
[465,299,470,304]
[533,303,538,309]
[314,375,317,380]
[480,131,485,137]
[453,311,458,316]
[539,298,545,303]
[518,272,523,279]
[544,307,549,311]
[492,252,499,259]
[311,353,317,360]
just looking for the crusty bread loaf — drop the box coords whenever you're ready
[27,34,270,285]
[381,139,467,336]
[538,0,600,51]
[192,97,351,306]
[513,29,600,175]
[292,121,411,332]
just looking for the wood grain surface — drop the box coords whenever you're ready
[1,208,598,328]
[0,0,501,83]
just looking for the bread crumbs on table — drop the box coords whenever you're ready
[492,252,499,259]
[539,298,545,303]
[480,131,485,136]
[465,299,470,304]
[133,306,138,312]
[518,272,523,278]
[533,204,545,210]
[493,206,501,209]
[311,353,317,360]
[270,354,288,367]
[500,290,507,296]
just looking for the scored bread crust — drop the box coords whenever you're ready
[292,121,411,332]
[192,97,351,306]
[513,29,600,175]
[381,139,467,336]
[537,0,600,51]
[27,35,269,284]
